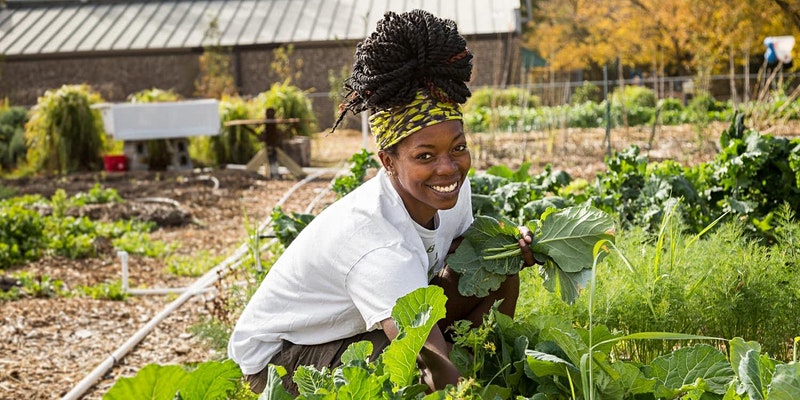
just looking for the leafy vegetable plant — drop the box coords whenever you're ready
[449,205,614,304]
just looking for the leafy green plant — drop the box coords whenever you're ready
[69,183,123,206]
[254,82,317,137]
[76,279,129,301]
[263,286,444,398]
[210,95,260,166]
[13,271,69,298]
[330,148,379,199]
[571,81,601,104]
[103,359,242,400]
[269,206,315,248]
[449,205,615,303]
[0,106,29,172]
[165,250,223,277]
[112,231,176,258]
[0,202,46,268]
[25,84,106,174]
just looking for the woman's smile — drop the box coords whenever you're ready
[379,120,471,228]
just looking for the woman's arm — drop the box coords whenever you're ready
[380,317,460,391]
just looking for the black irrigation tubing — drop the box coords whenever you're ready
[62,167,339,400]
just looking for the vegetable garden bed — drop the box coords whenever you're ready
[1,124,798,399]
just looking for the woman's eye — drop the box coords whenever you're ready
[416,153,433,160]
[454,144,467,152]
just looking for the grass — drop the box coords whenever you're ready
[517,203,800,362]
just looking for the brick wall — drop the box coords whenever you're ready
[1,34,519,130]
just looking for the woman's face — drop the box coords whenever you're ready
[379,120,471,228]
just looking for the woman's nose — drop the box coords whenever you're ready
[435,155,458,175]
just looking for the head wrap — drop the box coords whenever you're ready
[369,91,463,150]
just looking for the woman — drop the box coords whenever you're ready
[227,9,535,395]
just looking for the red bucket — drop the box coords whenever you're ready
[103,155,127,172]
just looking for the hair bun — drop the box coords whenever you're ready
[332,9,472,131]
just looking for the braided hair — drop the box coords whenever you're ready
[331,9,473,131]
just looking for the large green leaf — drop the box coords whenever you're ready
[737,349,765,400]
[103,364,189,400]
[538,261,592,304]
[449,206,614,302]
[335,366,383,399]
[532,206,615,273]
[293,365,335,395]
[524,349,579,378]
[767,362,800,400]
[383,286,447,388]
[259,365,295,400]
[646,344,735,397]
[453,239,509,297]
[180,359,241,399]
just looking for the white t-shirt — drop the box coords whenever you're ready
[227,169,474,375]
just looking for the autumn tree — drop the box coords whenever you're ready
[524,0,798,86]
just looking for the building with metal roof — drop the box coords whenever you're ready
[0,0,523,128]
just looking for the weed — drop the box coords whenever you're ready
[76,279,129,301]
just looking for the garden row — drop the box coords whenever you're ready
[1,80,789,176]
[462,83,787,132]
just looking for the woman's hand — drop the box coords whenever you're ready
[518,226,538,267]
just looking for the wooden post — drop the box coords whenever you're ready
[263,108,281,179]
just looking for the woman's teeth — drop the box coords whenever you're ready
[431,182,457,193]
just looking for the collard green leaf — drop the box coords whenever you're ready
[533,206,615,273]
[449,206,614,303]
[293,365,335,395]
[738,349,765,400]
[610,361,657,396]
[260,365,294,400]
[538,260,592,304]
[524,349,579,378]
[335,366,383,399]
[383,286,447,388]
[103,364,189,400]
[180,359,241,400]
[646,344,735,397]
[767,363,800,400]
[339,340,373,367]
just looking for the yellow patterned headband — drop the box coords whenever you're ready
[369,91,463,150]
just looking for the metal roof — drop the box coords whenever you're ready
[0,0,520,57]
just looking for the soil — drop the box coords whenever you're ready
[0,123,795,400]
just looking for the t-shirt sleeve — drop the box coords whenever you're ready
[457,178,474,235]
[345,246,428,330]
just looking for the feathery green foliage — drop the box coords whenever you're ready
[24,84,106,174]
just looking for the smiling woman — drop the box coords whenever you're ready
[227,9,536,396]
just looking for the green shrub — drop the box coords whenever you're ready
[211,95,260,165]
[571,80,601,104]
[465,87,540,111]
[611,85,657,109]
[127,88,181,103]
[567,100,605,128]
[25,84,107,174]
[658,98,688,125]
[0,203,46,268]
[253,82,318,137]
[610,86,657,126]
[0,106,29,171]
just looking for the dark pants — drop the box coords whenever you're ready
[244,329,390,395]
